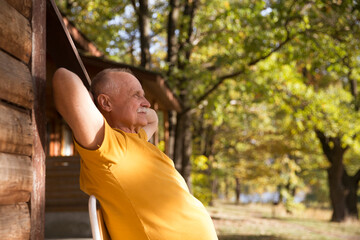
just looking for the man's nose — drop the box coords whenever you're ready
[142,98,151,108]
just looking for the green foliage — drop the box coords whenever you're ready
[191,155,212,205]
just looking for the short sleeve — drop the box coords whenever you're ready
[74,118,127,165]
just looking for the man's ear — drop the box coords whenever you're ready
[97,94,112,112]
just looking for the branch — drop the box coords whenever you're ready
[315,130,332,162]
[130,0,139,15]
[184,34,293,113]
[181,1,306,113]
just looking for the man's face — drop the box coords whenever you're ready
[107,72,151,132]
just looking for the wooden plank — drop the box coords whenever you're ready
[45,171,80,177]
[0,50,34,109]
[31,0,46,238]
[46,191,87,199]
[0,102,32,156]
[46,156,81,170]
[46,177,80,185]
[46,202,88,212]
[0,0,32,63]
[46,198,88,207]
[46,205,87,212]
[0,203,30,239]
[5,0,32,19]
[0,153,32,204]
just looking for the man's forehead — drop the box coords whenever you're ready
[109,72,141,86]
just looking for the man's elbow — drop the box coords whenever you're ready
[52,68,72,114]
[52,68,69,85]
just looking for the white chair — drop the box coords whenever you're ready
[88,195,110,240]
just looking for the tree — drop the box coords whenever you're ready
[280,1,360,221]
[58,0,360,221]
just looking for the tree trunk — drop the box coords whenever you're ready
[224,177,229,201]
[173,112,184,170]
[209,175,218,206]
[167,0,199,189]
[343,169,360,220]
[137,0,151,69]
[167,0,180,72]
[203,126,216,206]
[235,177,240,205]
[181,110,193,186]
[173,107,193,188]
[316,130,349,222]
[167,110,177,160]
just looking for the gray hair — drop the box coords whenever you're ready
[91,68,133,106]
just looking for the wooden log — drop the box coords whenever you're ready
[0,153,32,204]
[31,0,46,238]
[5,0,32,19]
[0,102,32,156]
[0,203,30,239]
[0,0,32,63]
[0,50,33,109]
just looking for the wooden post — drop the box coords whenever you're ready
[163,111,169,156]
[31,0,46,239]
[153,102,159,146]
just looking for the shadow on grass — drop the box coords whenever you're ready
[219,235,288,240]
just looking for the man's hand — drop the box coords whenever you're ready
[142,108,158,141]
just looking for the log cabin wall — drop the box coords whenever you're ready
[0,0,46,239]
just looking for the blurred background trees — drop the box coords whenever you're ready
[57,0,360,222]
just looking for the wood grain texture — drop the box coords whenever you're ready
[0,0,32,63]
[0,153,32,204]
[45,156,88,211]
[0,203,30,239]
[0,50,33,109]
[31,0,46,238]
[5,0,32,19]
[0,102,32,156]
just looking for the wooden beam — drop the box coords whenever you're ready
[164,111,170,156]
[0,102,32,156]
[62,17,103,57]
[0,0,32,63]
[0,50,33,109]
[0,203,30,239]
[5,0,32,19]
[31,0,46,239]
[0,153,32,204]
[46,0,91,88]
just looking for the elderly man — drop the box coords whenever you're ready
[52,68,218,240]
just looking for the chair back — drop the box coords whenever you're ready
[88,195,110,240]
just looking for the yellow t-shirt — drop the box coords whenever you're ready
[74,119,218,240]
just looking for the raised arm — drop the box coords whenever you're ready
[142,108,158,141]
[52,68,104,149]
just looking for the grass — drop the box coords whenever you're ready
[207,201,360,240]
